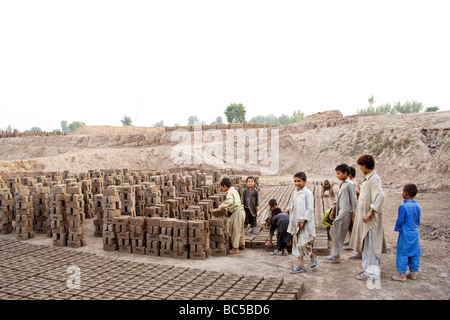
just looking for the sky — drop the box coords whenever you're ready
[1,0,449,132]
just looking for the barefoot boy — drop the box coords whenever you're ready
[392,183,421,281]
[287,172,317,273]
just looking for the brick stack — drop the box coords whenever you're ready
[119,185,136,217]
[49,184,68,246]
[209,217,229,256]
[189,220,210,260]
[0,188,13,234]
[159,218,177,258]
[14,187,34,240]
[92,178,104,195]
[172,219,189,259]
[81,180,94,218]
[32,186,50,235]
[134,185,146,216]
[102,216,118,251]
[130,216,146,255]
[66,185,86,248]
[115,215,132,253]
[101,187,121,219]
[93,194,104,237]
[145,216,161,256]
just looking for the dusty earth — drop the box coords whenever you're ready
[0,110,449,300]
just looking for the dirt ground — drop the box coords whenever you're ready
[3,176,448,300]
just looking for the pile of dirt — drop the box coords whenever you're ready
[71,125,165,136]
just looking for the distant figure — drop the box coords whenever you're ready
[392,183,421,282]
[322,179,335,199]
[242,176,259,234]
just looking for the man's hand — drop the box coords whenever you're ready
[362,209,374,223]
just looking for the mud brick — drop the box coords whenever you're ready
[190,251,208,260]
[189,229,208,238]
[113,216,130,225]
[188,220,205,230]
[145,216,162,227]
[146,248,160,256]
[210,248,228,256]
[173,236,188,245]
[132,246,146,255]
[173,251,189,259]
[51,185,66,194]
[130,232,145,240]
[269,292,297,300]
[53,239,67,247]
[117,231,130,239]
[103,243,118,251]
[159,234,172,243]
[130,217,145,226]
[15,220,33,228]
[103,187,118,196]
[188,237,207,245]
[118,245,132,253]
[67,240,86,248]
[173,243,189,252]
[160,249,173,257]
[173,219,188,230]
[160,217,177,228]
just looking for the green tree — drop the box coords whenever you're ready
[61,120,69,132]
[68,121,86,132]
[425,106,440,112]
[121,115,133,126]
[290,110,305,123]
[277,114,291,125]
[188,115,203,126]
[394,100,424,114]
[368,95,375,108]
[224,103,246,123]
[153,120,164,127]
[24,127,43,133]
[210,116,224,125]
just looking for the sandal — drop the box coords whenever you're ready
[290,266,307,274]
[349,253,362,260]
[310,259,318,269]
[355,272,371,280]
[325,255,340,263]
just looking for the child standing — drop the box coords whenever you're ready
[213,177,245,254]
[350,154,386,280]
[269,208,292,256]
[287,172,317,273]
[242,176,259,234]
[326,164,357,263]
[392,183,421,281]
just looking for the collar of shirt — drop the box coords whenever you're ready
[364,170,376,181]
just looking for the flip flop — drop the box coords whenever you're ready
[325,255,340,263]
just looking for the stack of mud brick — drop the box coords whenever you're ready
[197,198,213,220]
[189,220,210,260]
[114,215,132,253]
[31,186,50,235]
[14,187,34,240]
[49,184,68,246]
[144,184,167,217]
[93,193,104,237]
[134,184,146,216]
[181,204,204,220]
[102,215,118,252]
[81,179,94,218]
[172,219,189,259]
[101,186,121,219]
[119,185,136,217]
[92,178,104,195]
[66,185,86,248]
[130,216,146,254]
[213,170,222,183]
[6,175,21,194]
[209,217,229,256]
[159,217,178,257]
[0,188,13,234]
[145,216,162,256]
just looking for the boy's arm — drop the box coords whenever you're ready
[394,205,406,231]
[218,191,233,210]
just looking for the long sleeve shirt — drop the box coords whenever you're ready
[218,187,244,213]
[395,199,421,257]
[335,178,357,221]
[287,186,315,239]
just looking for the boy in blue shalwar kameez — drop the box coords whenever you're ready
[392,183,422,282]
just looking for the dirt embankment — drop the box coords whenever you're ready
[1,111,449,190]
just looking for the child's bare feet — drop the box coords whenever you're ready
[406,272,418,280]
[392,274,407,282]
[230,248,240,254]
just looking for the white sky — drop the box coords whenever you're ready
[1,0,449,132]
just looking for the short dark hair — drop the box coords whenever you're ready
[272,208,282,216]
[294,171,307,181]
[335,163,350,175]
[268,199,278,206]
[349,166,356,177]
[246,176,256,182]
[403,183,418,198]
[220,177,232,188]
[356,154,375,170]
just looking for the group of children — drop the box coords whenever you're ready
[213,153,422,281]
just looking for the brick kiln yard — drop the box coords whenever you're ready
[0,173,448,301]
